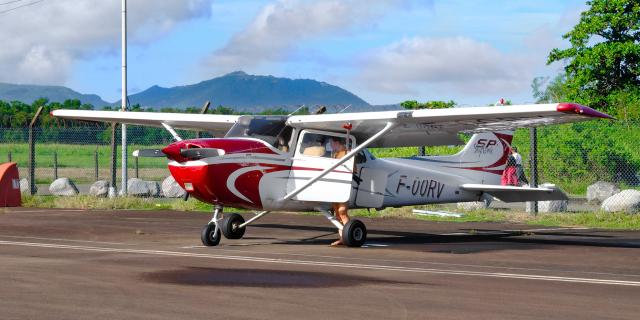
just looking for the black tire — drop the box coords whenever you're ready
[221,213,246,239]
[201,223,221,246]
[341,219,367,247]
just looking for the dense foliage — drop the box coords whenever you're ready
[547,0,640,114]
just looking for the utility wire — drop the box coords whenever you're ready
[0,0,44,15]
[0,0,24,6]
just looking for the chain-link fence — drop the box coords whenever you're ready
[1,120,638,211]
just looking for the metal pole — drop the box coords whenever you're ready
[7,151,11,162]
[110,123,117,190]
[120,0,128,195]
[28,106,43,195]
[94,150,99,181]
[135,156,139,178]
[529,127,538,214]
[53,151,58,180]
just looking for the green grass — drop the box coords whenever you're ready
[2,143,168,169]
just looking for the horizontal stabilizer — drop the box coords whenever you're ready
[460,184,568,202]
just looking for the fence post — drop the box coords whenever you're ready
[7,151,11,162]
[135,156,139,178]
[53,151,58,180]
[111,123,117,190]
[94,150,99,181]
[196,101,211,139]
[529,127,538,215]
[28,106,44,195]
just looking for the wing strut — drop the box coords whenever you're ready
[282,122,396,201]
[161,123,182,141]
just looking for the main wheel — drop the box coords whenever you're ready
[221,213,246,239]
[341,219,367,247]
[201,223,221,246]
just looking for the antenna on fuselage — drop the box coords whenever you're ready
[337,104,352,113]
[288,104,306,116]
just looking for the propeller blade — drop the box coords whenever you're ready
[180,148,224,160]
[133,149,166,158]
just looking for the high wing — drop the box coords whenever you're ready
[286,103,613,147]
[51,110,239,137]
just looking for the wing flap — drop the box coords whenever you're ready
[460,183,568,202]
[51,110,239,136]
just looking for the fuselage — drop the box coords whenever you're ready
[163,137,487,212]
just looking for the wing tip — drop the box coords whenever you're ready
[556,103,615,120]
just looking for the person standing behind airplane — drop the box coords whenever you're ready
[511,147,529,186]
[329,137,350,246]
[501,148,519,186]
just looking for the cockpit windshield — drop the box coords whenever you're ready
[225,115,289,147]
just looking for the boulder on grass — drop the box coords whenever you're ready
[49,177,79,196]
[89,180,110,197]
[19,178,36,194]
[587,181,620,204]
[538,200,568,213]
[161,175,186,198]
[127,178,151,197]
[601,190,640,214]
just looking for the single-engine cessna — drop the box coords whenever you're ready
[52,103,612,247]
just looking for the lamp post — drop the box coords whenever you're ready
[121,0,128,196]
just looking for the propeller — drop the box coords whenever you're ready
[179,148,224,160]
[132,149,165,158]
[133,147,224,161]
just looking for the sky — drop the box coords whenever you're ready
[0,0,588,106]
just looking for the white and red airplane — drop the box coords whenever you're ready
[52,103,612,247]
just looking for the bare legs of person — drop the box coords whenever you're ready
[331,202,350,246]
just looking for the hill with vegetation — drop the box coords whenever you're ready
[121,71,371,111]
[0,83,109,107]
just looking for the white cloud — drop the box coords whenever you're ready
[357,37,534,96]
[205,0,404,75]
[0,0,211,85]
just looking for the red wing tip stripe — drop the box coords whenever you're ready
[556,103,614,119]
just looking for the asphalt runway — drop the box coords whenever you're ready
[1,208,639,319]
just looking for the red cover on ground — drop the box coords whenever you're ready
[0,162,21,207]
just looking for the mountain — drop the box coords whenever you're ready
[0,83,109,107]
[125,71,371,111]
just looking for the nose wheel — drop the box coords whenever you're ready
[201,223,221,246]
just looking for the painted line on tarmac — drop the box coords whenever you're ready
[1,240,640,287]
[0,235,132,246]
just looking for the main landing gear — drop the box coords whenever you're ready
[201,205,270,247]
[317,208,367,247]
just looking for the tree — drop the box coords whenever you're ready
[547,0,640,110]
[400,100,456,155]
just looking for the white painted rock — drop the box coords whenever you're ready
[146,181,161,197]
[127,178,151,197]
[19,178,36,194]
[161,175,186,198]
[89,180,110,197]
[601,190,640,214]
[587,181,620,204]
[49,177,79,196]
[538,200,568,213]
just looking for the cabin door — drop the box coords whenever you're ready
[286,130,355,202]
